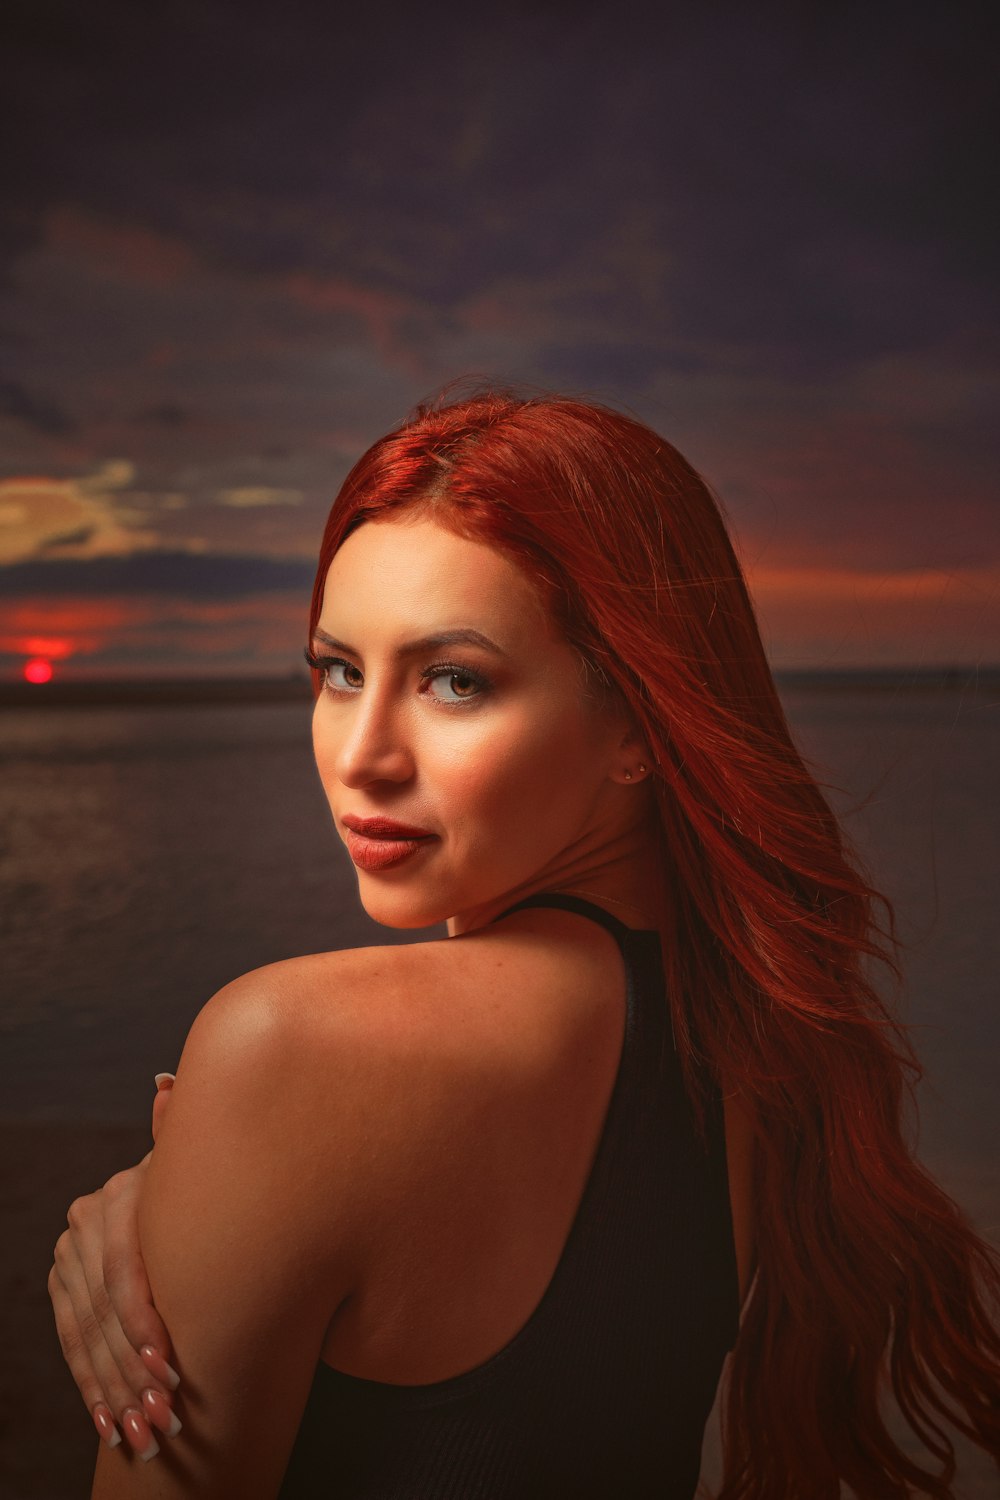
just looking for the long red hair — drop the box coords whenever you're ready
[308,389,1000,1498]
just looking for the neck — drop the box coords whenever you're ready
[448,801,664,937]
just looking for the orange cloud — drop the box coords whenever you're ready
[746,563,1000,667]
[747,563,1000,605]
[0,597,144,659]
[4,554,995,678]
[283,271,421,371]
[0,592,307,672]
[16,637,76,660]
[0,464,158,563]
[45,206,197,287]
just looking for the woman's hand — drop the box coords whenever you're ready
[49,1075,180,1460]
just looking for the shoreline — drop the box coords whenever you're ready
[0,677,314,709]
[1,665,997,710]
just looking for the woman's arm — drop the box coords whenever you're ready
[91,961,372,1499]
[50,1080,180,1456]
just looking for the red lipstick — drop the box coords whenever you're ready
[341,814,437,873]
[342,815,435,838]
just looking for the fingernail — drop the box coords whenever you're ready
[154,1073,175,1090]
[140,1344,180,1390]
[143,1386,182,1437]
[122,1406,160,1461]
[92,1402,121,1448]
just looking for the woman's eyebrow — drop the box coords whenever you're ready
[312,626,511,659]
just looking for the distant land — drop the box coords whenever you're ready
[1,666,998,709]
[775,665,1000,696]
[0,675,315,708]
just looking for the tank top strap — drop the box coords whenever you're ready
[489,891,634,949]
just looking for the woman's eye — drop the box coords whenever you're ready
[424,668,486,704]
[306,649,488,706]
[305,648,357,689]
[325,659,363,691]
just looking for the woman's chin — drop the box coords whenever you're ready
[355,884,450,932]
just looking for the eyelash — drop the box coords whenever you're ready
[303,648,492,706]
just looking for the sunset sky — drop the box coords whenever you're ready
[2,1,997,678]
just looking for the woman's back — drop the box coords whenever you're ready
[280,893,740,1497]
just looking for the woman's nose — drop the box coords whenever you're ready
[330,691,415,787]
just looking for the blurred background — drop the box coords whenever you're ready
[2,0,998,679]
[1,1,997,1495]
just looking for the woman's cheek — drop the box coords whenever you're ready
[454,721,572,833]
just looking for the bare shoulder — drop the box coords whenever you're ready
[158,915,626,1293]
[175,928,753,1307]
[189,912,615,1103]
[178,941,442,1088]
[168,944,439,1166]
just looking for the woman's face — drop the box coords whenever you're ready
[311,513,645,935]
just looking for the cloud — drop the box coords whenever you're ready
[3,548,993,676]
[80,459,136,493]
[214,486,304,508]
[0,379,75,436]
[2,1,995,673]
[0,591,311,675]
[44,206,197,289]
[0,464,157,563]
[748,562,1000,669]
[748,563,1000,606]
[4,200,426,480]
[36,525,98,551]
[283,272,424,373]
[10,5,994,366]
[0,549,314,599]
[0,542,316,674]
[135,403,188,427]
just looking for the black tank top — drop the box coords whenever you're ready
[279,894,739,1499]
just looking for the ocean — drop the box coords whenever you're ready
[1,683,997,1496]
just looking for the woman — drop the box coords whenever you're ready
[50,390,1000,1498]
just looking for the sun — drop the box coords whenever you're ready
[23,658,54,684]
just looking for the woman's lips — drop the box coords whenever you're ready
[342,814,433,838]
[344,829,437,872]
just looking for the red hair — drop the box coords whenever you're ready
[308,389,1000,1497]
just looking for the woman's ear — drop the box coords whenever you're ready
[610,720,653,783]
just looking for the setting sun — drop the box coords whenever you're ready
[23,658,54,684]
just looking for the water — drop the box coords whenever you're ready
[0,700,428,1127]
[783,685,999,1236]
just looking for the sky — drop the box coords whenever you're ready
[1,0,997,678]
